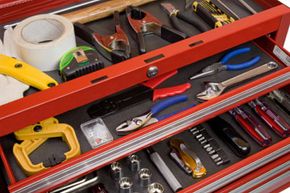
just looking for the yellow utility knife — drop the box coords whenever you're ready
[0,54,58,90]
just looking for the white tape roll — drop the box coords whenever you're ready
[13,14,76,71]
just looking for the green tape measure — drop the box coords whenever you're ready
[59,46,104,81]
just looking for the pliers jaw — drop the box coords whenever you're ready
[126,6,187,54]
[93,11,131,63]
[190,62,224,80]
[126,6,161,34]
[74,12,130,64]
[116,113,152,134]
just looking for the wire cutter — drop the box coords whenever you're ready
[116,95,194,135]
[74,11,130,64]
[161,3,211,36]
[126,6,187,54]
[189,47,261,80]
[88,70,191,118]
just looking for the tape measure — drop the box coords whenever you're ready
[59,46,104,81]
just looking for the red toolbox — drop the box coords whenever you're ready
[0,0,289,193]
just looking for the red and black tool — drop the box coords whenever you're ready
[207,117,251,158]
[126,6,187,54]
[88,70,191,118]
[249,98,290,138]
[229,106,272,147]
[74,11,130,64]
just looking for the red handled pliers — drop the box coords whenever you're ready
[88,70,191,117]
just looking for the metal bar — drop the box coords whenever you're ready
[250,172,290,193]
[192,147,289,193]
[217,0,241,19]
[230,162,289,193]
[237,0,258,14]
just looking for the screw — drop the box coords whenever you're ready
[14,63,22,68]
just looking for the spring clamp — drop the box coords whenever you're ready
[13,118,81,176]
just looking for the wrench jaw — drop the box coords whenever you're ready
[196,82,225,100]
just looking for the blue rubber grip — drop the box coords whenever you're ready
[221,47,251,64]
[151,95,188,115]
[156,104,196,121]
[226,56,261,70]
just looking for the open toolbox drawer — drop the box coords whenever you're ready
[0,0,289,193]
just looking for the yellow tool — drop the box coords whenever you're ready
[13,118,81,176]
[186,0,235,28]
[0,54,58,90]
[170,139,206,178]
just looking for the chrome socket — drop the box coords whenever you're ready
[119,177,133,193]
[128,154,141,172]
[138,168,152,187]
[147,183,164,193]
[111,162,122,181]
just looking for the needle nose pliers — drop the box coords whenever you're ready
[189,47,261,80]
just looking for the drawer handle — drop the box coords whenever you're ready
[144,54,165,63]
[91,75,108,84]
[189,40,204,47]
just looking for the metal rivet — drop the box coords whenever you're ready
[47,83,56,87]
[14,63,22,68]
[33,125,42,132]
[147,66,158,78]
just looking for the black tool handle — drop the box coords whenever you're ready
[74,22,95,46]
[177,12,211,32]
[161,25,187,43]
[208,117,251,157]
[137,32,146,54]
[170,16,192,37]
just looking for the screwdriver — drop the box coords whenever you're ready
[249,99,290,138]
[229,106,272,147]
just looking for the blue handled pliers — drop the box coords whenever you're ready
[116,95,194,134]
[189,47,261,80]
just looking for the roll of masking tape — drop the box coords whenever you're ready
[13,14,76,72]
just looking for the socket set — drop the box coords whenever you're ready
[189,126,230,166]
[107,154,164,193]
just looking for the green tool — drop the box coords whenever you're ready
[59,46,104,81]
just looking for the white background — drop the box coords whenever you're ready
[279,1,290,52]
[278,3,289,193]
[284,27,290,51]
